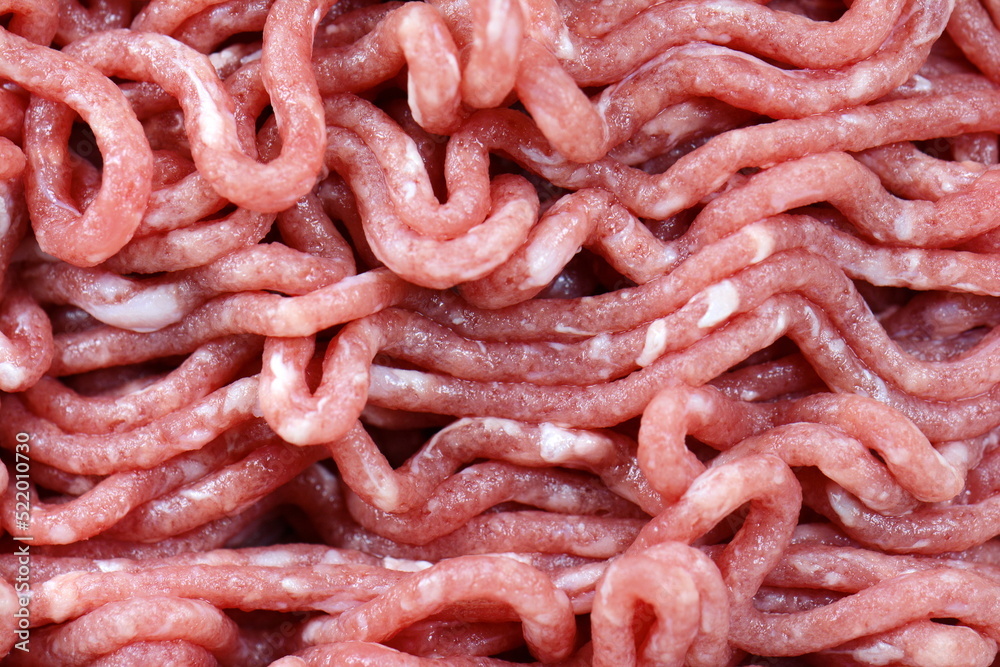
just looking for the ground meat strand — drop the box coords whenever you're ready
[3,0,1000,664]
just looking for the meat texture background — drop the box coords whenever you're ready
[0,0,999,664]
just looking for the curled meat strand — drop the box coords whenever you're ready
[437,0,909,87]
[2,377,258,474]
[1,421,322,545]
[804,472,1000,554]
[174,0,274,52]
[683,151,1000,248]
[132,0,248,34]
[258,247,1000,443]
[344,461,643,545]
[56,0,131,44]
[329,418,657,515]
[49,268,410,376]
[5,597,247,667]
[638,383,962,511]
[599,455,799,661]
[288,464,642,560]
[323,94,492,239]
[0,289,54,392]
[0,0,59,45]
[947,0,1000,84]
[102,437,325,543]
[516,0,948,162]
[483,88,1000,220]
[737,565,1000,656]
[29,559,407,624]
[15,30,151,266]
[313,2,463,134]
[300,556,576,663]
[21,336,261,433]
[590,543,731,667]
[457,188,667,309]
[324,125,538,288]
[24,242,353,332]
[61,26,323,213]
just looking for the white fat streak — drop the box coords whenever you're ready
[280,577,311,594]
[553,323,594,336]
[382,557,433,572]
[184,428,213,444]
[369,367,435,402]
[900,249,922,276]
[177,460,208,481]
[522,242,560,289]
[554,25,578,59]
[893,210,914,241]
[179,487,213,503]
[186,64,228,144]
[41,575,80,622]
[697,280,740,328]
[853,641,905,665]
[827,489,862,527]
[936,440,974,474]
[281,417,317,446]
[0,196,9,237]
[636,318,668,367]
[910,74,933,94]
[96,559,127,572]
[208,48,240,72]
[480,417,524,436]
[846,69,876,100]
[0,362,28,389]
[443,50,460,79]
[822,571,847,588]
[47,524,76,544]
[252,550,297,567]
[860,372,890,403]
[268,352,299,391]
[193,401,218,420]
[400,181,418,200]
[839,112,864,127]
[222,384,253,414]
[402,141,425,177]
[520,146,565,167]
[652,193,685,219]
[937,174,964,194]
[366,455,400,510]
[538,422,600,463]
[384,367,434,391]
[586,333,613,363]
[707,0,745,15]
[486,0,508,43]
[951,282,987,294]
[553,563,604,592]
[85,285,185,332]
[744,225,775,264]
[417,575,444,602]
